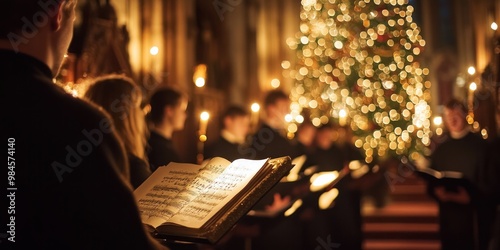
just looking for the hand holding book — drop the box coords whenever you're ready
[434,186,471,204]
[416,167,477,204]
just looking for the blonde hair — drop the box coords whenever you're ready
[84,74,148,161]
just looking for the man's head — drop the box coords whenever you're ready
[315,122,334,150]
[221,105,250,142]
[148,87,188,130]
[263,90,290,128]
[443,98,468,134]
[296,121,316,147]
[0,0,77,75]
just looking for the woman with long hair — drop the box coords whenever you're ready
[84,74,151,189]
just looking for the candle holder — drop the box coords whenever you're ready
[197,111,210,164]
[250,103,260,133]
[467,82,477,125]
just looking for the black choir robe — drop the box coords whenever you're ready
[1,50,166,250]
[147,131,180,172]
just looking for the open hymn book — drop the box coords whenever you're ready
[133,156,292,244]
[415,167,477,197]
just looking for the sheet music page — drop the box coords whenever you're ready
[134,163,203,228]
[165,158,268,229]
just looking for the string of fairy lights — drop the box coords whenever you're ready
[284,0,432,163]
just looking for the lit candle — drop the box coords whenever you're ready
[339,108,347,126]
[199,111,210,142]
[467,66,476,76]
[193,64,207,88]
[149,46,159,78]
[467,82,477,124]
[251,103,260,130]
[491,22,498,31]
[433,116,443,136]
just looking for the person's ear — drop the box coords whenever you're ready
[267,105,276,116]
[51,3,64,31]
[224,116,233,129]
[164,106,174,118]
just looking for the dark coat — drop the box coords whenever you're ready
[1,50,165,249]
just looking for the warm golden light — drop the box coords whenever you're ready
[481,128,488,139]
[271,78,281,88]
[433,116,443,126]
[469,82,477,91]
[467,66,476,76]
[199,111,210,140]
[339,108,347,118]
[250,103,261,132]
[491,22,498,31]
[287,155,307,182]
[149,46,159,56]
[199,135,207,142]
[310,171,339,192]
[284,199,303,217]
[193,64,207,87]
[318,188,339,210]
[200,111,210,121]
[195,77,205,88]
[291,0,432,159]
[251,103,260,113]
[301,0,317,8]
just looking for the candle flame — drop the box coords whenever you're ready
[200,111,210,121]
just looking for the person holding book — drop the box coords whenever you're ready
[147,87,188,172]
[1,1,167,249]
[204,105,251,161]
[485,135,500,249]
[295,119,317,157]
[427,98,489,250]
[84,74,151,189]
[305,122,363,250]
[249,89,303,250]
[249,89,301,160]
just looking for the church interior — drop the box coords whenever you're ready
[54,0,499,249]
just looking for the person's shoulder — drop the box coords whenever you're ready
[467,131,483,139]
[61,92,112,125]
[205,137,230,151]
[208,136,231,146]
[24,79,114,131]
[466,131,487,145]
[148,130,170,143]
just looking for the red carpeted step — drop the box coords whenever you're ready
[363,239,440,250]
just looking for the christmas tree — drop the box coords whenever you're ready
[285,0,432,163]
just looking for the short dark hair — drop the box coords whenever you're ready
[0,0,66,38]
[444,98,467,115]
[148,87,186,124]
[317,122,334,132]
[264,89,289,108]
[220,105,249,128]
[222,105,249,119]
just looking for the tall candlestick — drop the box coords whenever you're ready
[193,64,207,88]
[199,111,210,141]
[197,111,210,164]
[433,116,443,136]
[150,46,159,80]
[251,103,260,132]
[467,82,477,124]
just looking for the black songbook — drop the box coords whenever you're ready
[415,168,476,195]
[133,156,292,244]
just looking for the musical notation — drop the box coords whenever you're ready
[135,158,268,229]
